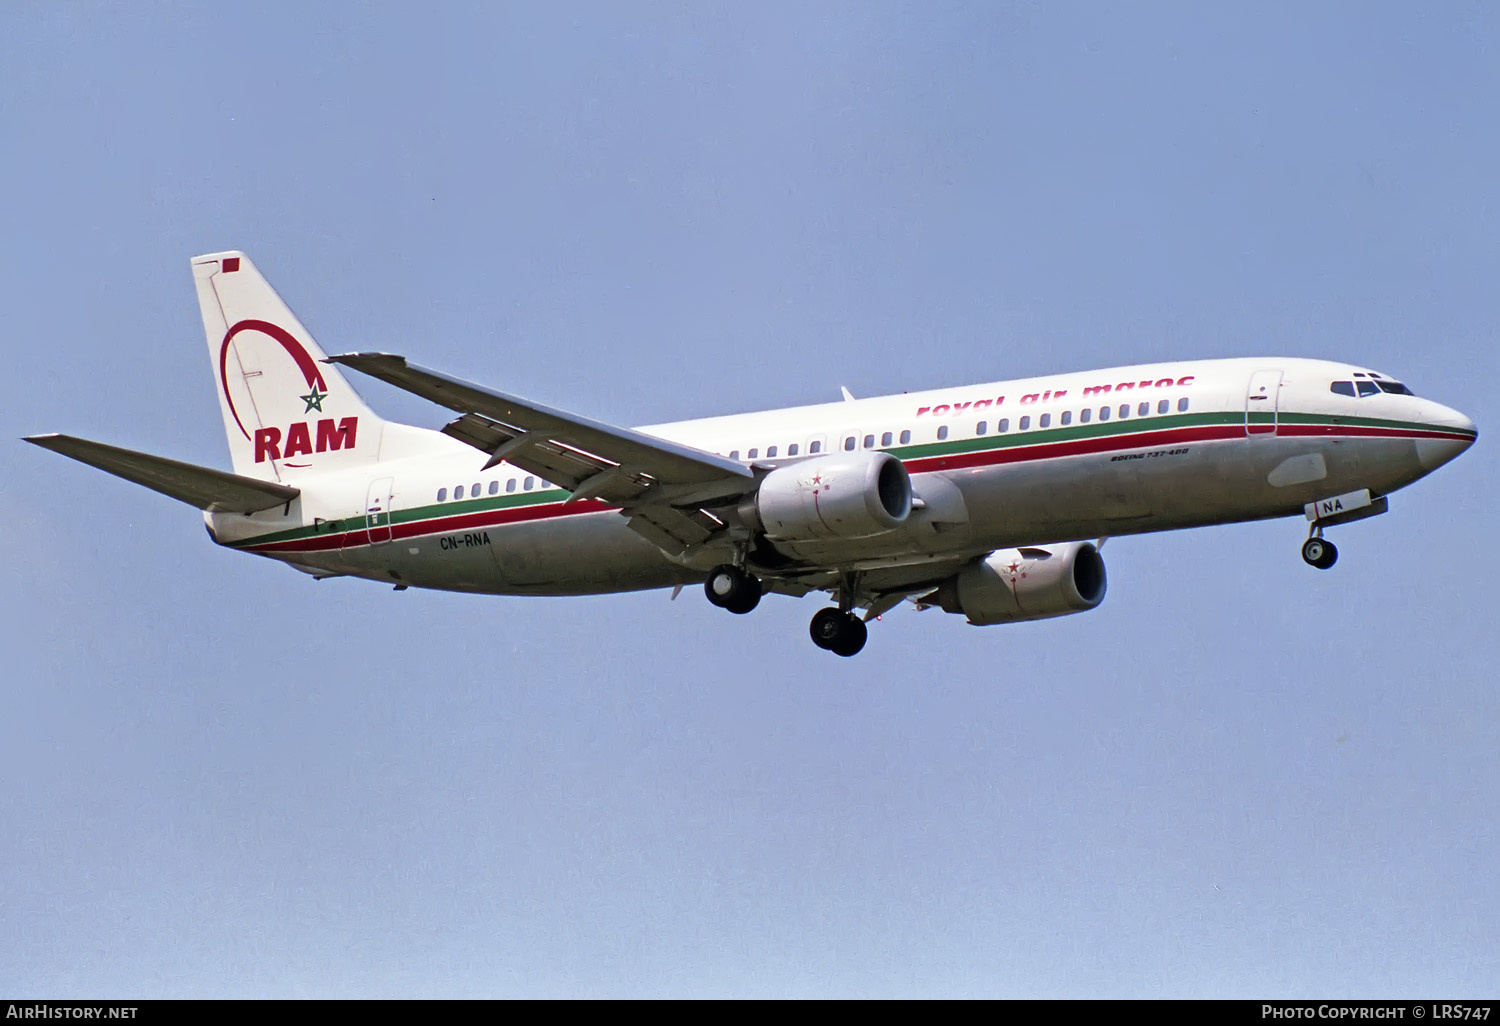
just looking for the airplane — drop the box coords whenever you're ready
[24,251,1478,656]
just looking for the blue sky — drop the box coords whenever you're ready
[2,2,1496,997]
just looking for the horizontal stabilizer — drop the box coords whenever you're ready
[23,434,300,513]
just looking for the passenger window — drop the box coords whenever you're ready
[1177,398,1189,412]
[1080,408,1091,423]
[729,450,740,460]
[1138,402,1150,417]
[455,485,465,499]
[506,479,516,493]
[1119,404,1131,419]
[1357,380,1379,397]
[748,448,759,459]
[788,443,799,456]
[1099,406,1110,421]
[810,440,822,454]
[998,418,1009,432]
[881,431,893,446]
[472,481,481,495]
[1157,400,1169,415]
[1060,411,1072,426]
[437,488,447,502]
[863,434,875,449]
[976,421,987,435]
[767,445,777,458]
[524,477,534,490]
[937,425,949,440]
[899,430,911,444]
[488,480,499,495]
[1039,414,1051,428]
[1020,416,1031,430]
[844,437,856,452]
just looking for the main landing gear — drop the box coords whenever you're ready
[808,607,868,657]
[703,562,870,656]
[703,563,762,614]
[1301,533,1338,570]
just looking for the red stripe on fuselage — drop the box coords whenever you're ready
[237,421,1467,554]
[903,423,1241,475]
[243,496,615,553]
[1276,424,1474,442]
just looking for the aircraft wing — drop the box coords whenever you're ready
[23,434,300,514]
[327,353,754,515]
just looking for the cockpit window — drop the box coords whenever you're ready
[1332,378,1417,398]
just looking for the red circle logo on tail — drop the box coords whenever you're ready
[218,319,328,440]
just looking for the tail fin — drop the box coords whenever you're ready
[193,251,385,480]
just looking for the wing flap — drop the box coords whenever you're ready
[24,434,300,513]
[625,506,720,554]
[440,411,653,502]
[327,352,759,560]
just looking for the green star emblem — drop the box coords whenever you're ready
[300,385,327,413]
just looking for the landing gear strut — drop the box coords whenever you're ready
[704,563,762,614]
[1301,534,1338,570]
[809,607,867,657]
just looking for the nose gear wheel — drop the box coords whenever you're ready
[1301,536,1338,569]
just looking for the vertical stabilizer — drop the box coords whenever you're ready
[193,251,384,480]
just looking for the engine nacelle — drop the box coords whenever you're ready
[752,451,912,542]
[934,542,1107,625]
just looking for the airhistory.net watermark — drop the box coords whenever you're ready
[6,1007,137,1020]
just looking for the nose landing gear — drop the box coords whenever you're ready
[1301,532,1338,570]
[1299,489,1390,570]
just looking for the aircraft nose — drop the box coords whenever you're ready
[1416,405,1477,471]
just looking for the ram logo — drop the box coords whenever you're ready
[254,417,359,463]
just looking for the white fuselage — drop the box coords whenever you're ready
[207,356,1476,596]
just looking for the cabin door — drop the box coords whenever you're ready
[363,477,394,545]
[1245,370,1283,436]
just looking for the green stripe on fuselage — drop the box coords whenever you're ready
[230,408,1445,548]
[894,410,1244,461]
[227,485,571,548]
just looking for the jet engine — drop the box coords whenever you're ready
[933,541,1107,625]
[748,450,912,542]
